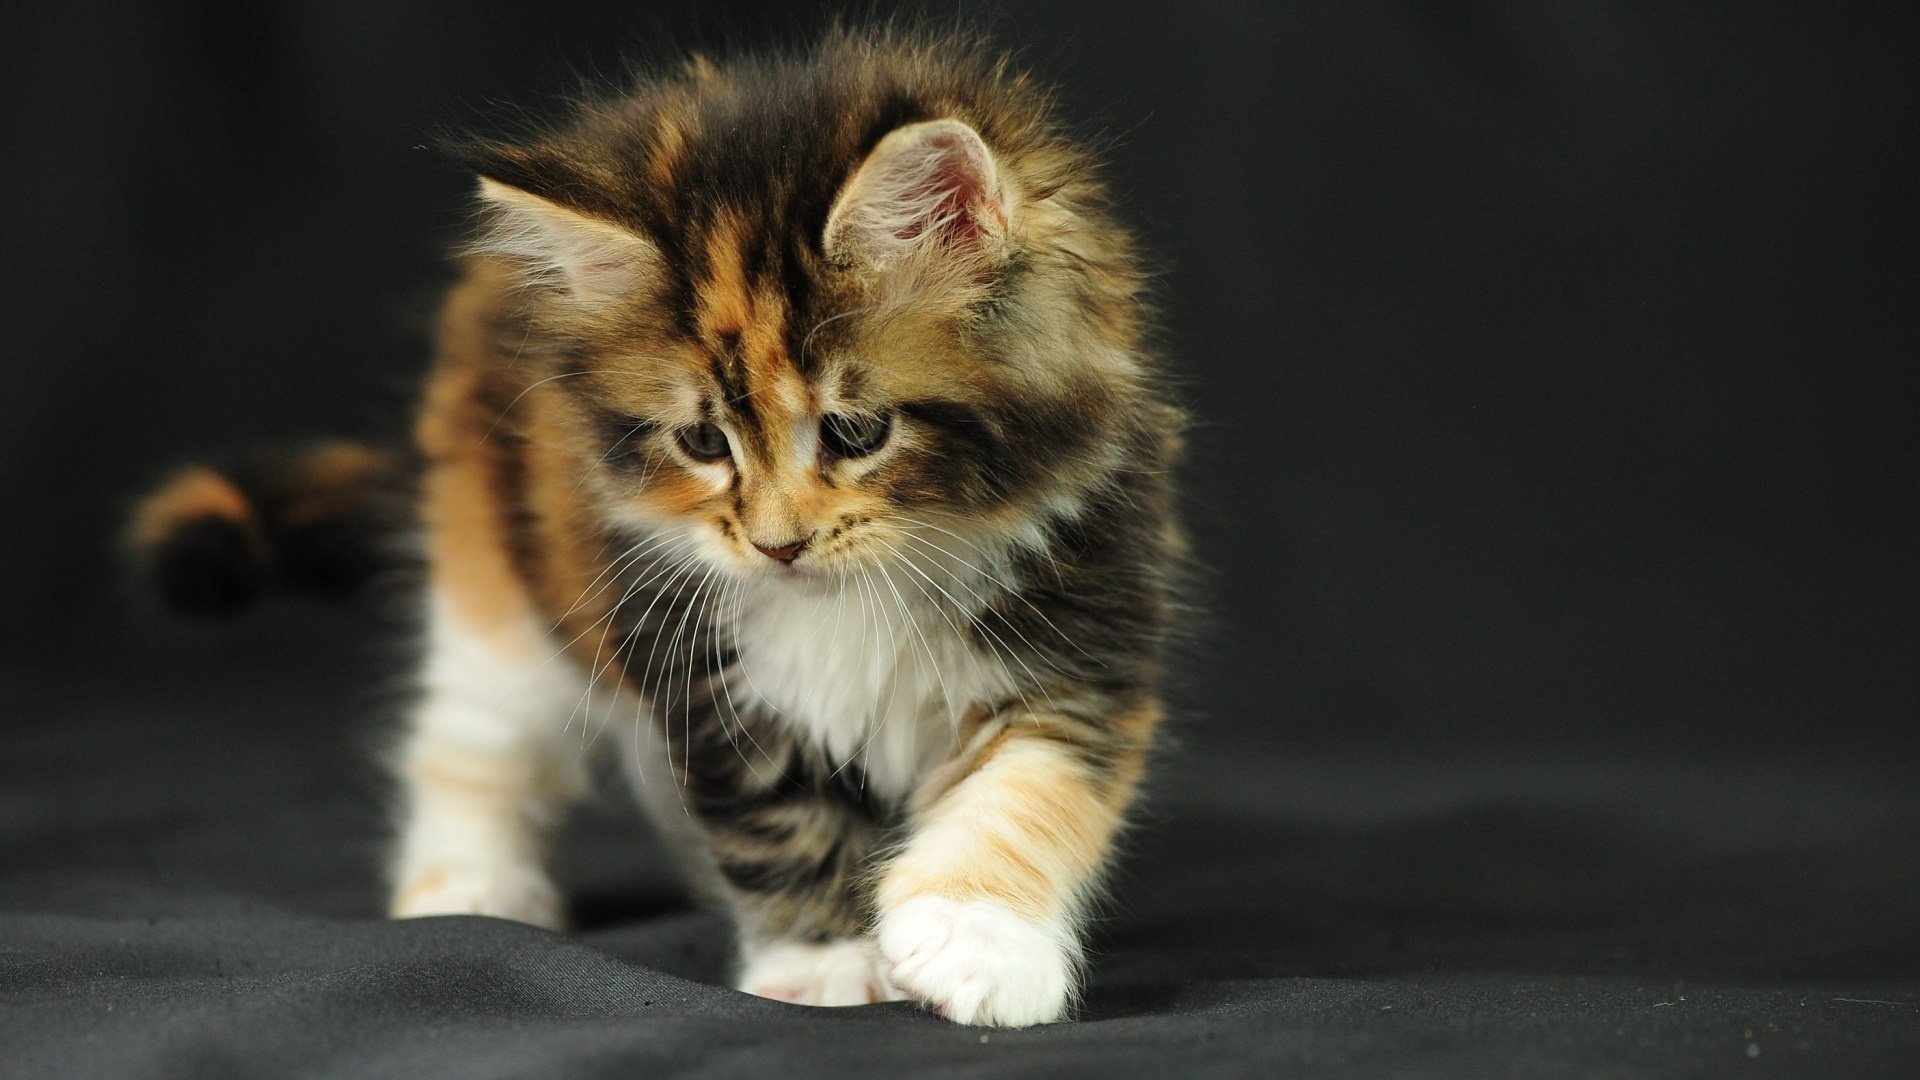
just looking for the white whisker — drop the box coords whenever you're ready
[870,534,1044,720]
[887,515,1102,666]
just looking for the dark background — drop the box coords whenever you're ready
[4,0,1917,756]
[3,1,1917,1076]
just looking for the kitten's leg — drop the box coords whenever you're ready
[388,593,591,929]
[665,714,898,1006]
[716,793,899,1006]
[874,699,1161,1027]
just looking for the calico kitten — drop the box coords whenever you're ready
[130,29,1185,1028]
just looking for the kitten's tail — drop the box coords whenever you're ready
[126,440,416,616]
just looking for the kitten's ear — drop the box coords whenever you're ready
[823,119,1013,274]
[472,177,655,303]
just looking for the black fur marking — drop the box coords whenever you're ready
[716,838,847,895]
[708,352,760,437]
[473,385,545,591]
[777,243,818,372]
[140,515,272,617]
[583,404,661,474]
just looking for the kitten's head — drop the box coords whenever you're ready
[462,35,1167,588]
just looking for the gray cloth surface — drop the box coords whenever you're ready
[3,617,1916,1078]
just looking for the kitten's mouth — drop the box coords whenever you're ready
[761,558,839,592]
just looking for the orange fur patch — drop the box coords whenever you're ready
[878,701,1161,921]
[696,210,756,341]
[409,753,525,803]
[282,441,390,525]
[416,270,545,642]
[389,869,448,912]
[647,117,688,194]
[128,467,255,550]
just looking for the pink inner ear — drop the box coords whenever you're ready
[826,118,1009,270]
[892,131,996,245]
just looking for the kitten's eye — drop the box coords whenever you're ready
[677,422,732,462]
[820,412,892,458]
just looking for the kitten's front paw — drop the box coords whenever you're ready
[877,896,1072,1027]
[738,939,903,1006]
[390,863,565,930]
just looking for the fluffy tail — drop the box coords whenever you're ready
[126,441,415,616]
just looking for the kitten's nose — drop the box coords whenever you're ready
[753,538,806,564]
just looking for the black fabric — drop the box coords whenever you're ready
[3,0,1917,1075]
[4,618,1918,1077]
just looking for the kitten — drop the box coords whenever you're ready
[130,29,1185,1028]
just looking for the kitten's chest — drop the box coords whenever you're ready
[726,586,1012,802]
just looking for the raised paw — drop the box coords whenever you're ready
[876,896,1073,1027]
[738,938,904,1006]
[389,862,565,930]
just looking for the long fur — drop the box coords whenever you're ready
[130,26,1186,1029]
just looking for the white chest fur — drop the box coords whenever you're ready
[726,574,1017,803]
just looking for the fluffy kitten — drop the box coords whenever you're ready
[131,29,1185,1028]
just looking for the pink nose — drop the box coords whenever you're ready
[753,539,805,563]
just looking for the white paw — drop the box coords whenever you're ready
[738,939,904,1006]
[877,897,1073,1027]
[389,863,565,930]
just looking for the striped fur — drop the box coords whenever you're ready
[135,28,1186,1029]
